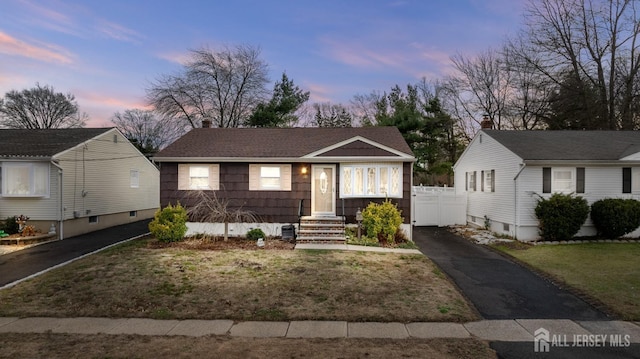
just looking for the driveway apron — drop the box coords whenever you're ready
[0,219,150,287]
[414,226,609,320]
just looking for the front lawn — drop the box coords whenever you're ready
[0,237,478,323]
[492,242,640,320]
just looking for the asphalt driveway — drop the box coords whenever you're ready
[413,226,609,321]
[0,219,150,288]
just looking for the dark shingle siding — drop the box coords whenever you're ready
[484,130,640,161]
[0,128,112,157]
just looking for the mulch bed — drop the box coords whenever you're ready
[147,236,296,250]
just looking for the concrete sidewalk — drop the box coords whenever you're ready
[0,317,638,342]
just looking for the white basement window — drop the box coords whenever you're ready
[341,163,402,198]
[2,162,50,197]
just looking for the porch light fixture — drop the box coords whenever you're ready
[301,166,307,175]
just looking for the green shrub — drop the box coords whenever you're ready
[1,216,19,235]
[246,228,266,241]
[591,198,640,239]
[149,203,188,242]
[535,193,589,241]
[362,199,403,244]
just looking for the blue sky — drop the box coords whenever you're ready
[0,0,525,127]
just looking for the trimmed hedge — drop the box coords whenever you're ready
[591,198,640,239]
[362,199,403,244]
[535,193,589,241]
[246,228,266,241]
[148,203,188,242]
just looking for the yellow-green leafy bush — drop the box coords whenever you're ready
[362,199,403,244]
[149,203,188,242]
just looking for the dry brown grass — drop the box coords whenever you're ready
[0,333,497,359]
[0,237,478,323]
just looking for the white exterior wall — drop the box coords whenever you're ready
[516,164,640,241]
[0,162,60,226]
[454,131,523,236]
[55,129,159,223]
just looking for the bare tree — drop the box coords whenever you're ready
[0,83,86,129]
[510,0,640,129]
[448,49,512,130]
[147,44,270,129]
[183,190,260,241]
[112,109,186,154]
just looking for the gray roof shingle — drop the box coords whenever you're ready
[484,130,640,161]
[154,127,414,159]
[0,128,112,158]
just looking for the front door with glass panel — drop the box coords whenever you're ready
[311,165,335,216]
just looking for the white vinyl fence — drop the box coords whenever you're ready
[412,186,467,226]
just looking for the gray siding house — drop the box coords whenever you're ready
[454,130,640,241]
[0,128,159,239]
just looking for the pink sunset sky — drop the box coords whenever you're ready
[0,0,525,127]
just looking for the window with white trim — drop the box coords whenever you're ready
[1,162,49,197]
[178,164,220,190]
[553,168,573,192]
[467,171,476,192]
[483,169,494,192]
[340,163,402,198]
[249,164,291,191]
[543,167,584,194]
[130,169,140,188]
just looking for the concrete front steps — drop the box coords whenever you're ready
[296,216,346,244]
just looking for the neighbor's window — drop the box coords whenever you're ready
[249,164,291,191]
[483,169,495,192]
[543,167,584,193]
[552,168,573,192]
[130,169,139,188]
[467,171,476,192]
[340,163,402,198]
[1,162,49,197]
[178,164,220,190]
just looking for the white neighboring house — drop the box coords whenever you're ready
[454,130,640,241]
[0,128,159,239]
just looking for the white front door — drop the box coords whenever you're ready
[311,165,336,216]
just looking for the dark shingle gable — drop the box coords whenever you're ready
[0,128,112,158]
[154,127,413,159]
[484,130,640,161]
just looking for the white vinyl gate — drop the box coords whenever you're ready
[412,186,467,226]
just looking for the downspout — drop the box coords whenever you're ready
[51,161,64,240]
[513,162,526,240]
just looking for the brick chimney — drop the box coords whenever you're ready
[202,120,211,128]
[480,115,493,130]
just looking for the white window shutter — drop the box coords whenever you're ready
[178,164,189,190]
[249,164,259,191]
[281,164,292,191]
[208,164,220,190]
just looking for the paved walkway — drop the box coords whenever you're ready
[413,226,609,320]
[0,316,638,342]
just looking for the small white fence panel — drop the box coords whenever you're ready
[412,186,467,227]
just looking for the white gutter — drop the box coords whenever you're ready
[513,163,526,240]
[50,161,64,240]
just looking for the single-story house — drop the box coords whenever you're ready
[454,129,640,241]
[152,126,415,242]
[0,128,159,239]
